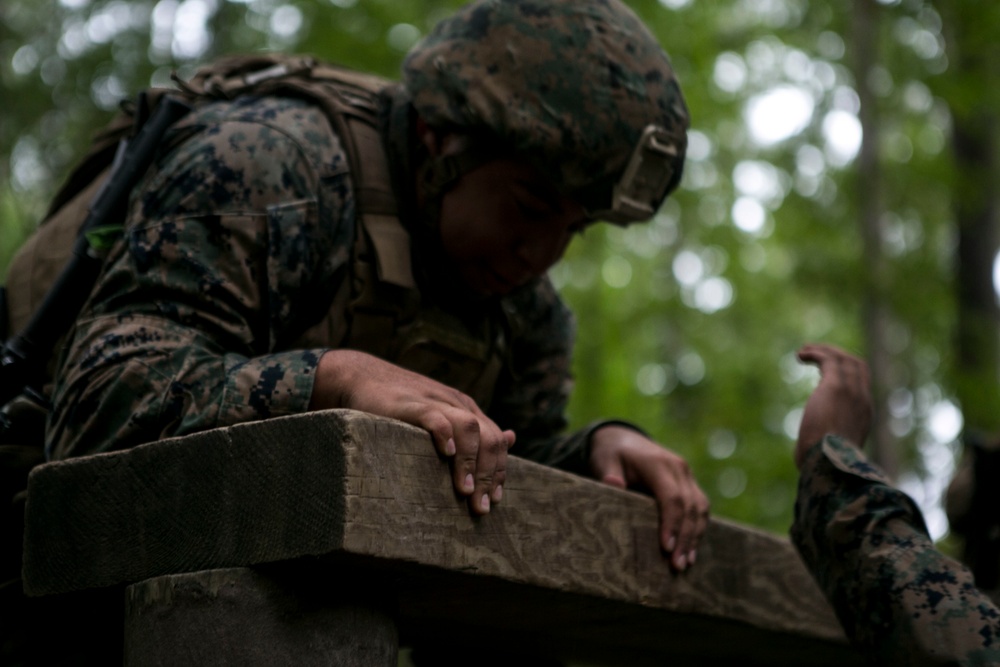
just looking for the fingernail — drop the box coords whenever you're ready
[464,474,474,493]
[666,536,677,552]
[445,438,456,456]
[675,553,687,570]
[492,485,503,502]
[480,494,491,512]
[688,550,697,566]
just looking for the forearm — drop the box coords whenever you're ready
[792,437,1000,664]
[48,313,324,459]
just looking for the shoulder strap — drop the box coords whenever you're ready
[177,56,424,355]
[7,55,420,379]
[177,55,416,290]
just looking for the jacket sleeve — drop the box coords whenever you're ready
[791,436,1000,666]
[488,277,643,476]
[47,98,355,460]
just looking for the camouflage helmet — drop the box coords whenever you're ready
[403,0,689,224]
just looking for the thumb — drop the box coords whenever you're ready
[503,429,516,449]
[597,457,628,490]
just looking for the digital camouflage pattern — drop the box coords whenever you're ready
[45,0,683,463]
[402,0,689,217]
[792,435,1000,666]
[46,96,350,459]
[46,90,599,474]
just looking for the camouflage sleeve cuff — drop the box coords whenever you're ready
[218,348,326,425]
[790,437,1000,663]
[792,435,928,553]
[791,435,929,601]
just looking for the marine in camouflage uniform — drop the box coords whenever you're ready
[792,345,1000,666]
[47,92,597,469]
[34,0,708,568]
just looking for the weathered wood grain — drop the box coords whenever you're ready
[23,409,863,664]
[337,414,839,639]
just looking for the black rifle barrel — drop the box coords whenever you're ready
[0,96,192,408]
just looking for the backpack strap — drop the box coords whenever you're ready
[10,55,422,374]
[176,54,416,290]
[170,55,422,356]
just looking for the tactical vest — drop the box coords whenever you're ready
[3,54,505,411]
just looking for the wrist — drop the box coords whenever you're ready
[795,436,826,472]
[309,349,362,410]
[587,420,647,467]
[590,420,647,444]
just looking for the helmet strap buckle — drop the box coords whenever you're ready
[601,125,679,224]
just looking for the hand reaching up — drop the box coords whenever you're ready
[795,344,873,469]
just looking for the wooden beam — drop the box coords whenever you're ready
[23,410,862,664]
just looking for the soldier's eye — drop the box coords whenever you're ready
[512,180,559,221]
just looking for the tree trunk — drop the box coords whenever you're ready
[938,0,1000,584]
[943,0,1000,437]
[852,0,897,478]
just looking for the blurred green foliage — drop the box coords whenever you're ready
[1,0,995,538]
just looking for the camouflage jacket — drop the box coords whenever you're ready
[792,436,1000,665]
[45,94,600,473]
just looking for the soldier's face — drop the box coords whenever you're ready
[436,157,588,296]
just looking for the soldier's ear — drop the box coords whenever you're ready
[415,116,440,156]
